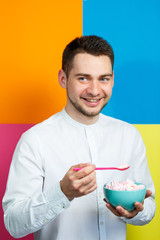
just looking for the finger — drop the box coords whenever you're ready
[145,190,152,199]
[69,163,91,177]
[83,183,97,195]
[116,206,138,218]
[71,162,90,172]
[80,170,96,185]
[75,164,96,179]
[80,180,97,195]
[103,199,121,217]
[107,203,122,217]
[134,202,144,212]
[79,176,97,194]
[116,201,145,218]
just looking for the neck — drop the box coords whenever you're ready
[65,105,99,125]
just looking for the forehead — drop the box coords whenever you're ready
[71,53,112,75]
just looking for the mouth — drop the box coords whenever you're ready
[85,99,100,102]
[81,97,102,106]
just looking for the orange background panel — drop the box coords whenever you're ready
[0,0,82,124]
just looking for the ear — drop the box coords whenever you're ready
[58,69,67,89]
[112,71,114,87]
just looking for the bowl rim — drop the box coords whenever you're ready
[103,182,146,192]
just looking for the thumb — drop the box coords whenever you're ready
[72,162,91,170]
[145,190,152,199]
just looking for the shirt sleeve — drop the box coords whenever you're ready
[120,128,156,225]
[2,130,70,238]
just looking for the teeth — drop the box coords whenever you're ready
[87,99,99,102]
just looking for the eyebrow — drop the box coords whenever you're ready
[75,73,113,77]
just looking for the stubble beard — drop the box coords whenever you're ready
[67,92,108,117]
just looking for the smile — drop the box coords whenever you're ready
[81,98,103,107]
[83,98,101,102]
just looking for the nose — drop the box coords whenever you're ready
[86,80,101,96]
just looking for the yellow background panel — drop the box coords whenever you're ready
[127,125,160,240]
[0,0,82,123]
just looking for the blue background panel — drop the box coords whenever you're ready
[83,0,160,124]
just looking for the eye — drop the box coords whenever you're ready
[79,77,87,82]
[100,78,108,82]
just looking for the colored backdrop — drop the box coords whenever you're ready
[0,0,159,239]
[83,0,160,239]
[0,1,82,239]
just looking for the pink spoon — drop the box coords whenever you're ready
[74,165,130,171]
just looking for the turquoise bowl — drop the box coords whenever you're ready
[103,182,146,211]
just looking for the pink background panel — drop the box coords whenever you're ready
[0,124,34,240]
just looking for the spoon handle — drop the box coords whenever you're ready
[73,166,130,171]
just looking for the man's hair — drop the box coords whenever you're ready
[62,35,114,77]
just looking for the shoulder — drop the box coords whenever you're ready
[99,113,141,137]
[99,113,133,128]
[21,111,62,141]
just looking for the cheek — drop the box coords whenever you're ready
[103,86,113,96]
[67,83,81,97]
[72,84,87,96]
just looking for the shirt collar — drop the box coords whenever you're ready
[61,108,101,129]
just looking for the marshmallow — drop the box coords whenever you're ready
[105,179,145,191]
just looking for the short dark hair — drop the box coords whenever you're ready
[62,35,114,77]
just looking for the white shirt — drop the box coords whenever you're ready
[2,109,156,240]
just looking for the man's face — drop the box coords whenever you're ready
[61,53,114,121]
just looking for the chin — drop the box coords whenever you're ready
[69,97,107,117]
[83,103,108,117]
[79,106,103,117]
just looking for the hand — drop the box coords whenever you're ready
[104,190,152,219]
[60,163,97,200]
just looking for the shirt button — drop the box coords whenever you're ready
[43,219,48,223]
[98,193,102,198]
[100,221,104,225]
[62,204,66,209]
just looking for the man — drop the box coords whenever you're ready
[2,35,156,240]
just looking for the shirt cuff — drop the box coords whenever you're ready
[120,214,140,224]
[44,182,71,217]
